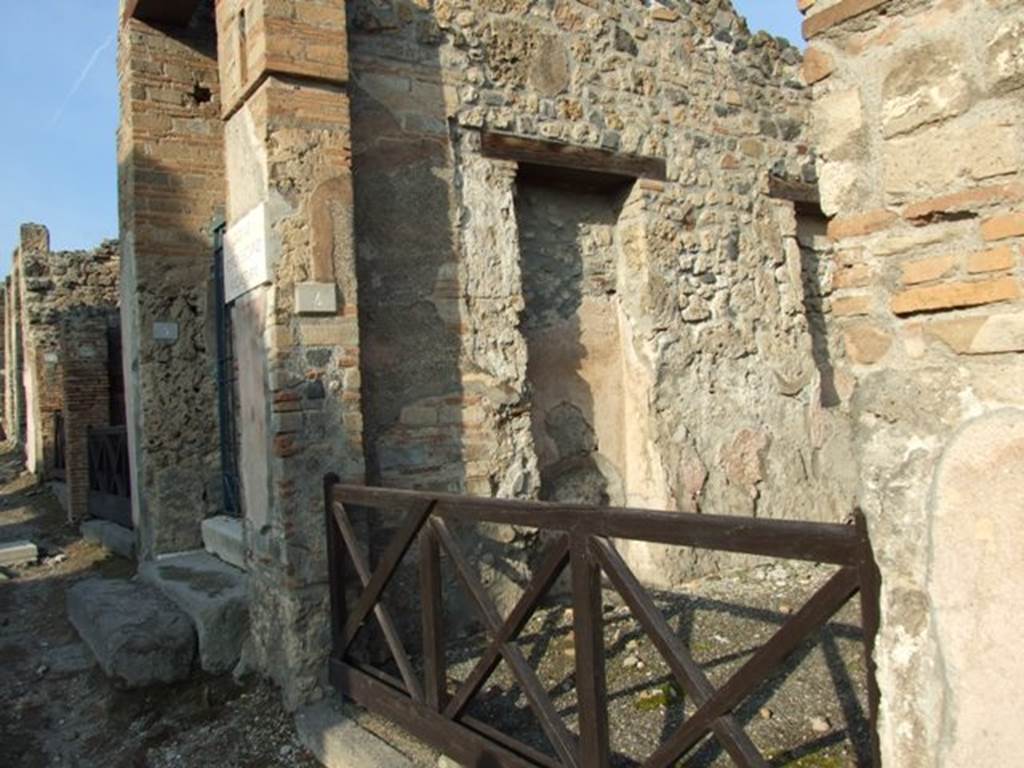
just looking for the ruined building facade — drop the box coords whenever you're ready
[65,0,1023,764]
[2,226,122,519]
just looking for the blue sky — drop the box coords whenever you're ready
[0,0,802,277]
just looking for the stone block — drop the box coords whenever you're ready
[139,551,248,674]
[201,516,246,571]
[832,295,873,317]
[0,540,38,567]
[928,410,1024,765]
[891,277,1020,316]
[814,87,865,159]
[886,121,1020,202]
[827,209,898,240]
[967,246,1016,275]
[832,263,873,290]
[987,20,1024,94]
[81,520,137,560]
[882,42,972,138]
[802,47,834,85]
[901,255,956,286]
[903,184,1024,223]
[300,319,359,347]
[803,0,887,39]
[294,700,414,768]
[843,323,892,365]
[67,578,196,688]
[926,314,1024,355]
[982,213,1024,242]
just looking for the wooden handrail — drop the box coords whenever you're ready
[331,483,860,565]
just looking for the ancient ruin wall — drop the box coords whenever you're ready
[11,225,119,477]
[214,0,365,708]
[118,0,226,558]
[349,0,857,591]
[801,0,1024,764]
[4,273,25,445]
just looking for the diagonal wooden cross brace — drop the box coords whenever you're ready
[444,534,571,720]
[644,566,861,768]
[337,500,436,653]
[590,537,768,768]
[432,518,581,768]
[332,501,428,703]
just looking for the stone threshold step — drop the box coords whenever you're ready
[81,519,136,560]
[68,577,195,688]
[295,700,415,768]
[139,551,248,675]
[0,540,38,567]
[201,515,245,571]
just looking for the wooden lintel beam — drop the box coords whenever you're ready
[768,175,821,207]
[126,0,202,27]
[481,131,667,182]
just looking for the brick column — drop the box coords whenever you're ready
[800,0,1024,764]
[60,314,111,522]
[118,0,226,558]
[215,0,364,708]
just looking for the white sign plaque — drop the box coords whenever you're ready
[224,203,272,303]
[153,322,179,343]
[295,282,338,315]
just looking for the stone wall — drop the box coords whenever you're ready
[0,288,6,431]
[118,0,226,558]
[4,273,25,445]
[801,0,1024,764]
[349,0,856,594]
[10,225,119,478]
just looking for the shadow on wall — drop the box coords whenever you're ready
[516,174,633,509]
[349,13,468,658]
[796,204,839,408]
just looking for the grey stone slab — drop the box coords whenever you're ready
[139,551,248,674]
[67,578,195,688]
[201,515,245,570]
[81,519,136,560]
[42,642,97,675]
[295,700,414,768]
[0,540,37,567]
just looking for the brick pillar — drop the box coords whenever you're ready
[215,0,364,708]
[800,0,1024,764]
[118,0,226,558]
[60,314,111,522]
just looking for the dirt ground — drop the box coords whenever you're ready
[2,438,870,768]
[0,445,320,768]
[441,564,870,768]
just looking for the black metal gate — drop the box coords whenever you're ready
[87,426,132,529]
[213,223,241,516]
[53,412,67,481]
